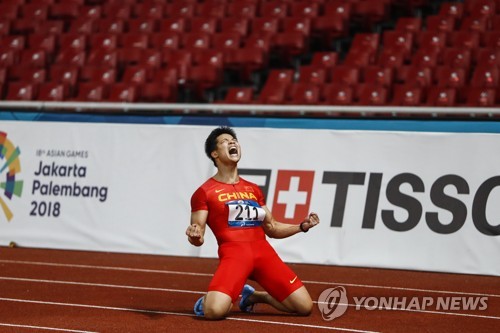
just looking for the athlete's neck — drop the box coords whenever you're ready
[213,166,239,184]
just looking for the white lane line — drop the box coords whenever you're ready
[1,276,498,321]
[0,297,378,333]
[1,259,498,298]
[0,323,98,333]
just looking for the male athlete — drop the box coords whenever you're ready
[186,126,320,320]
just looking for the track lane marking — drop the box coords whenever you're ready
[1,259,498,298]
[1,276,498,321]
[0,323,98,333]
[0,297,379,333]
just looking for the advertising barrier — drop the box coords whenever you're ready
[0,120,499,276]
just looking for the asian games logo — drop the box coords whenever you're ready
[0,132,23,222]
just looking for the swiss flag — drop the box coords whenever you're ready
[272,170,314,224]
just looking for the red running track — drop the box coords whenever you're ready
[0,246,498,332]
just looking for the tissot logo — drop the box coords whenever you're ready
[272,170,314,224]
[240,168,500,236]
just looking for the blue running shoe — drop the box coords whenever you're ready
[194,296,204,317]
[239,284,255,312]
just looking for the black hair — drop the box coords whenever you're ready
[205,126,237,167]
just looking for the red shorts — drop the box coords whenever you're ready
[208,239,303,302]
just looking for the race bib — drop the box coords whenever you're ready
[226,200,266,227]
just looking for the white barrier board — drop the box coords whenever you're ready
[0,121,499,276]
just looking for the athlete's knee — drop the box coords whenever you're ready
[204,302,230,320]
[294,299,313,316]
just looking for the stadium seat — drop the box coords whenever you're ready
[363,66,394,88]
[282,17,312,37]
[150,32,179,50]
[80,66,116,85]
[227,1,256,19]
[297,65,327,86]
[415,31,448,50]
[120,33,149,49]
[438,2,464,19]
[6,82,35,101]
[37,82,66,101]
[448,31,480,49]
[55,49,86,67]
[49,65,79,90]
[102,3,131,19]
[310,52,339,69]
[108,83,137,102]
[411,47,440,68]
[87,49,118,68]
[189,17,218,34]
[60,33,87,52]
[290,1,319,18]
[18,49,47,69]
[383,31,414,58]
[465,88,496,106]
[394,17,423,33]
[159,18,186,33]
[392,84,423,106]
[21,4,49,20]
[287,83,320,105]
[356,83,389,106]
[470,66,499,88]
[49,3,79,20]
[322,83,354,106]
[196,1,226,18]
[260,1,288,19]
[138,82,175,103]
[167,2,195,18]
[151,67,178,88]
[68,17,95,34]
[330,65,360,86]
[212,32,242,51]
[426,87,457,106]
[182,32,211,49]
[122,66,149,85]
[133,3,164,20]
[377,47,406,68]
[252,17,279,36]
[426,15,457,33]
[224,47,266,82]
[435,67,467,89]
[96,18,125,34]
[222,87,254,104]
[343,49,375,66]
[0,49,18,68]
[0,4,19,20]
[127,18,157,34]
[74,82,106,101]
[482,31,500,48]
[220,18,249,37]
[441,48,472,71]
[0,35,25,52]
[475,48,500,67]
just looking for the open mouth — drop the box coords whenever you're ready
[229,146,238,156]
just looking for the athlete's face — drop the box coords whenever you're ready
[213,133,241,165]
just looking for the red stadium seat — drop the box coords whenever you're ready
[260,1,288,19]
[363,66,394,88]
[167,2,195,18]
[310,52,339,69]
[127,19,157,34]
[0,35,25,52]
[438,2,464,19]
[415,31,448,50]
[251,17,279,36]
[150,32,179,50]
[19,49,47,68]
[139,82,175,103]
[96,18,125,34]
[224,47,266,82]
[60,33,87,52]
[282,17,312,37]
[189,17,218,34]
[50,3,79,20]
[159,18,186,33]
[356,83,389,106]
[223,87,254,104]
[55,49,86,67]
[394,17,423,34]
[0,4,19,20]
[287,83,320,105]
[330,65,360,86]
[475,48,500,67]
[297,65,327,86]
[212,32,242,51]
[448,31,480,49]
[411,47,440,68]
[49,65,79,89]
[6,82,35,101]
[21,4,49,20]
[441,48,472,71]
[220,18,249,37]
[182,32,211,49]
[227,1,256,19]
[89,33,118,51]
[102,3,131,19]
[68,17,95,34]
[392,84,423,106]
[196,1,226,18]
[0,50,18,68]
[133,3,164,20]
[291,1,319,18]
[37,82,67,101]
[74,82,106,101]
[435,67,467,89]
[426,15,457,33]
[322,83,354,106]
[426,87,457,106]
[108,83,137,102]
[122,66,149,85]
[465,88,496,106]
[120,33,149,49]
[470,66,499,88]
[80,66,116,85]
[87,49,118,68]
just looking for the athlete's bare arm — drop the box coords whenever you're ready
[261,206,319,239]
[186,210,208,246]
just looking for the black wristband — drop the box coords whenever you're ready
[299,222,309,233]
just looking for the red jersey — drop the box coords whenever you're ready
[191,177,267,244]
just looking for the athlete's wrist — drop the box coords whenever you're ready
[299,221,309,233]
